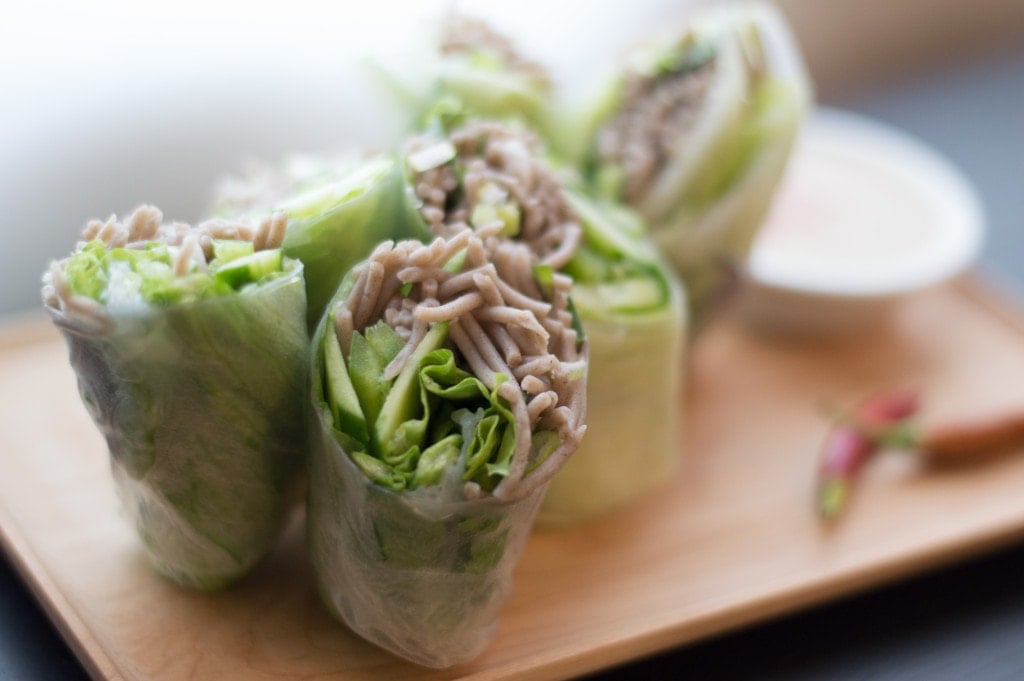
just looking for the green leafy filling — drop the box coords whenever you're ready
[561,192,671,316]
[322,318,559,493]
[63,239,289,307]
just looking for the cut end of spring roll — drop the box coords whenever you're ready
[404,118,584,273]
[308,230,587,667]
[322,230,587,502]
[43,205,291,331]
[43,205,308,590]
[592,2,810,216]
[584,1,812,324]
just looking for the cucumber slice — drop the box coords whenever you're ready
[212,239,255,264]
[347,330,392,429]
[565,191,652,263]
[374,322,450,457]
[323,324,369,444]
[213,249,283,289]
[571,277,666,316]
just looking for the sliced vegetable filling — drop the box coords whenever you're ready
[318,231,586,502]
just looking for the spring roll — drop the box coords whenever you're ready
[42,206,308,590]
[379,16,557,140]
[309,231,586,667]
[211,154,432,329]
[579,1,811,324]
[541,191,687,524]
[403,119,687,523]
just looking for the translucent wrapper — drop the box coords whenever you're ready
[43,210,309,590]
[539,191,687,525]
[576,1,812,325]
[211,155,431,328]
[308,405,545,668]
[308,234,586,667]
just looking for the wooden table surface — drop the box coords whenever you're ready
[4,278,1024,681]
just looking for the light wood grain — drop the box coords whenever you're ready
[3,280,1024,680]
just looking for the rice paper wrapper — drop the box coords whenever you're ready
[49,265,309,590]
[539,273,686,525]
[308,398,545,668]
[211,155,432,330]
[570,2,811,328]
[651,74,807,327]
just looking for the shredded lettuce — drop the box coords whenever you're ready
[64,238,287,308]
[562,190,676,319]
[321,317,549,494]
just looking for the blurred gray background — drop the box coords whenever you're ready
[2,0,1023,319]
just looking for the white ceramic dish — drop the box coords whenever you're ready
[740,107,985,335]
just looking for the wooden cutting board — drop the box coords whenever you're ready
[3,278,1024,681]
